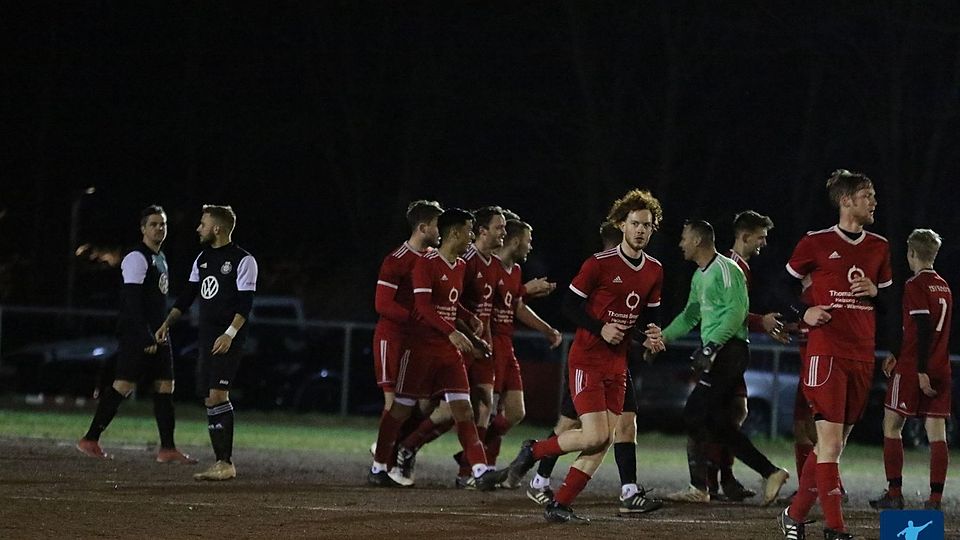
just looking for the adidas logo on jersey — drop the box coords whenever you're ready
[613,276,623,283]
[477,271,483,278]
[441,274,449,281]
[200,262,208,268]
[829,251,841,259]
[900,402,907,409]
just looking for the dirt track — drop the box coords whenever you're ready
[0,437,956,539]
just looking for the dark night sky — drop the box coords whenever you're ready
[2,3,959,348]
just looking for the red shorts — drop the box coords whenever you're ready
[396,342,470,399]
[802,355,873,424]
[793,380,813,423]
[462,351,496,388]
[885,369,952,418]
[568,362,627,415]
[372,328,407,391]
[493,334,523,393]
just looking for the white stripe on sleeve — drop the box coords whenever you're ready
[236,255,258,291]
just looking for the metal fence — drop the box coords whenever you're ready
[1,304,955,439]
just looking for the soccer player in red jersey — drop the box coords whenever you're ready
[778,170,894,540]
[504,189,665,523]
[484,218,561,480]
[703,210,786,501]
[870,229,952,511]
[373,201,442,414]
[369,208,500,490]
[523,221,663,515]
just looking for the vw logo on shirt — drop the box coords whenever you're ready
[201,276,220,299]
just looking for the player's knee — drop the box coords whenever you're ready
[615,415,637,442]
[447,396,473,421]
[817,439,844,460]
[154,380,175,394]
[112,380,136,397]
[505,405,525,426]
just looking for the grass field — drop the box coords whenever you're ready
[1,403,958,539]
[0,402,948,478]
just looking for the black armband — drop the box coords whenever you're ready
[914,313,933,373]
[561,289,603,337]
[233,291,254,320]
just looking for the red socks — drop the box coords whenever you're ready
[555,466,591,506]
[532,436,563,460]
[455,420,488,467]
[373,412,403,465]
[930,441,949,502]
[794,443,814,481]
[883,437,904,497]
[816,462,844,532]
[789,450,819,521]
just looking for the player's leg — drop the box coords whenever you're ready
[193,336,244,481]
[870,403,908,509]
[545,409,618,523]
[708,345,785,488]
[152,378,197,464]
[527,414,578,504]
[718,392,756,501]
[151,343,196,464]
[925,416,949,509]
[614,410,663,513]
[78,342,141,459]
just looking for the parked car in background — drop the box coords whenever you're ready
[0,296,343,412]
[632,337,799,437]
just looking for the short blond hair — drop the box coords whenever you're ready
[202,205,237,234]
[907,228,942,262]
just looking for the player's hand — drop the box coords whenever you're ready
[144,344,158,354]
[601,322,629,345]
[642,336,665,354]
[154,323,169,344]
[918,373,938,397]
[524,277,556,298]
[762,312,785,334]
[544,328,562,349]
[468,315,483,335]
[803,305,833,327]
[642,348,659,363]
[212,334,232,355]
[449,331,475,354]
[850,276,878,298]
[690,342,721,372]
[767,314,791,344]
[782,322,801,335]
[881,354,897,378]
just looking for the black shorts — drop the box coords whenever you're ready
[196,328,245,397]
[114,341,174,383]
[560,367,637,419]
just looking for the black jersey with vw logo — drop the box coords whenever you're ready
[118,243,170,347]
[176,243,258,327]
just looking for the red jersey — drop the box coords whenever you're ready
[786,226,893,362]
[461,244,498,327]
[726,248,764,332]
[374,242,427,339]
[411,250,467,345]
[568,247,663,367]
[491,255,523,337]
[900,270,953,375]
[726,249,753,289]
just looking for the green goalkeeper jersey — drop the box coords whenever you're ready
[662,253,749,346]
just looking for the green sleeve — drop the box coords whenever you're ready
[662,276,701,342]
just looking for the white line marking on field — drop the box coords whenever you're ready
[1,494,735,524]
